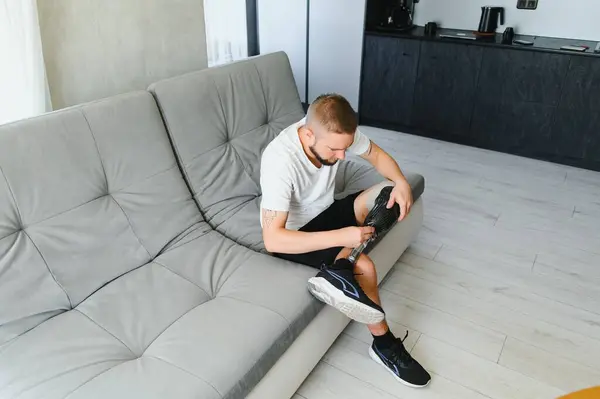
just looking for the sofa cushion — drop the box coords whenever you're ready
[0,231,321,399]
[149,52,305,248]
[0,91,203,345]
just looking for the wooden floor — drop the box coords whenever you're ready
[294,126,600,399]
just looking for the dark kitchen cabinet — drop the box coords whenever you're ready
[552,57,600,165]
[358,33,600,171]
[559,56,600,110]
[360,35,420,126]
[411,42,483,138]
[470,47,569,157]
[470,98,555,156]
[474,47,569,105]
[585,121,600,171]
[549,106,595,162]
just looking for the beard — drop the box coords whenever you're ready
[309,145,338,166]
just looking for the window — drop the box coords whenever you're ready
[0,0,51,125]
[204,0,249,67]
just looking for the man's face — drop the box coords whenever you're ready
[308,127,355,166]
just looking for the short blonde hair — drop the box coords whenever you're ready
[306,94,357,134]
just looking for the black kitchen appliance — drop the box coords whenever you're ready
[424,21,438,36]
[477,6,505,35]
[366,0,417,32]
[502,27,515,44]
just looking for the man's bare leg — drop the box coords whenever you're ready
[335,248,388,335]
[349,180,396,336]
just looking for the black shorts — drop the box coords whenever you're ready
[273,191,363,269]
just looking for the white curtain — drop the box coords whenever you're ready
[204,0,248,67]
[0,0,51,126]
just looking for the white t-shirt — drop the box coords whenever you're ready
[259,118,371,230]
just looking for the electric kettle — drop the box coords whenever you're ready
[478,6,504,34]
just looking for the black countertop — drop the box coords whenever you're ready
[366,26,600,58]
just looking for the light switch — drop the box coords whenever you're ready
[517,0,538,9]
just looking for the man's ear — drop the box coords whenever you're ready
[302,125,316,143]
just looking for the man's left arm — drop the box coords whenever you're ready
[360,141,413,221]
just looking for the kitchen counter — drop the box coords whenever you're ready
[366,26,600,58]
[359,27,600,172]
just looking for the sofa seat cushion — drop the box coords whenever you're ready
[216,159,426,252]
[0,230,321,399]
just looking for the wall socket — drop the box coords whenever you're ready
[517,0,538,10]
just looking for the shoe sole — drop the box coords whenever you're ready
[307,277,385,324]
[368,346,430,388]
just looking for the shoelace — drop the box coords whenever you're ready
[387,331,415,366]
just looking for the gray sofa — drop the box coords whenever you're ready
[0,52,424,399]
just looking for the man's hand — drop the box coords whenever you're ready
[359,141,413,221]
[338,226,376,248]
[387,180,413,221]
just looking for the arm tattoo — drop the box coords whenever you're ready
[263,209,278,229]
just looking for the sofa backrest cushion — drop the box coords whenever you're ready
[149,52,305,229]
[0,91,202,344]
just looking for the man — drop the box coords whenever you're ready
[259,94,430,388]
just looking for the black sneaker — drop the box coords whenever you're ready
[369,331,431,388]
[307,259,385,324]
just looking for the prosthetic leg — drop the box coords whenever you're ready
[348,185,400,263]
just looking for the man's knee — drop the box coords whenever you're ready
[355,254,377,277]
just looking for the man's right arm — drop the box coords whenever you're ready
[261,208,374,254]
[262,208,343,254]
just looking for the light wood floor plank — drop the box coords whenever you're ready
[433,245,600,315]
[498,337,600,393]
[382,268,600,370]
[411,335,565,399]
[379,290,506,362]
[399,253,600,339]
[297,361,401,399]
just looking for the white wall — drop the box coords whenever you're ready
[258,0,307,102]
[414,0,600,41]
[38,0,208,109]
[308,0,366,110]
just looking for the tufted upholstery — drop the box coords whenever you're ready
[0,88,320,399]
[0,52,425,399]
[0,91,203,345]
[149,53,306,251]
